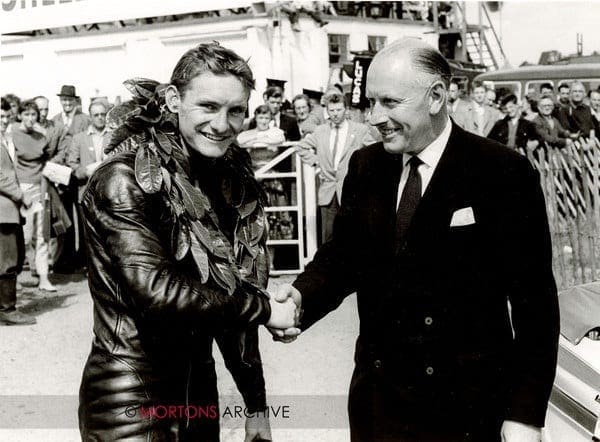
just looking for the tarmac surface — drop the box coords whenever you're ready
[0,271,359,442]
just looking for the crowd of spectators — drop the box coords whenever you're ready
[1,86,110,325]
[448,79,600,151]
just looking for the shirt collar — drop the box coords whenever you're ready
[331,119,348,129]
[403,118,452,169]
[87,125,107,136]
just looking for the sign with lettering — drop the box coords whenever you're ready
[0,0,248,34]
[350,56,372,110]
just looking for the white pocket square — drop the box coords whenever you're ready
[450,207,475,227]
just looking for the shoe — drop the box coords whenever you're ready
[38,281,57,292]
[0,309,37,325]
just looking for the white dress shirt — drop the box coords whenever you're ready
[328,119,349,170]
[396,119,452,209]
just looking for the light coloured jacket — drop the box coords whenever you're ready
[296,120,376,206]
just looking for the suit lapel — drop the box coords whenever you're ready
[338,122,357,164]
[401,124,469,253]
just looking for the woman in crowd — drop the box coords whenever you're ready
[11,100,58,292]
[237,104,285,167]
[78,42,297,441]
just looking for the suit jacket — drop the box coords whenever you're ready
[488,116,539,149]
[51,111,91,165]
[66,128,111,201]
[296,121,376,206]
[532,115,571,148]
[0,140,23,224]
[293,124,559,438]
[453,100,501,136]
[249,113,301,141]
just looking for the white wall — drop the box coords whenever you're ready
[1,15,436,116]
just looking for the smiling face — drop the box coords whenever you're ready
[60,96,76,114]
[255,112,271,131]
[503,100,519,119]
[366,54,442,155]
[538,97,555,117]
[167,71,249,158]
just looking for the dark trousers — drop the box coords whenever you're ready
[0,223,25,311]
[319,196,340,244]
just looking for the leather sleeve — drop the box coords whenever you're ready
[215,326,267,413]
[81,159,271,330]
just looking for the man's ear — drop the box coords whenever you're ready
[429,81,446,115]
[165,85,181,113]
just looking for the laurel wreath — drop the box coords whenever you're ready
[104,78,269,297]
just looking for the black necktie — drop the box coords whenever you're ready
[395,155,423,251]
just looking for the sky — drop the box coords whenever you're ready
[478,1,600,67]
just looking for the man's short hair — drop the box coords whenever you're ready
[589,89,600,98]
[18,99,39,115]
[471,81,485,92]
[557,82,570,92]
[1,97,11,112]
[32,95,48,102]
[253,104,272,116]
[292,94,311,108]
[500,94,518,107]
[170,42,255,97]
[540,82,553,92]
[412,46,451,87]
[449,79,460,88]
[264,86,283,100]
[88,100,107,115]
[323,92,346,107]
[538,94,555,103]
[570,81,586,92]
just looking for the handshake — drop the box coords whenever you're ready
[265,285,303,343]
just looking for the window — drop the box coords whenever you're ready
[368,35,387,53]
[328,34,349,65]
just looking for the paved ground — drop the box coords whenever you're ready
[0,272,359,441]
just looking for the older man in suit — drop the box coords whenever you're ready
[50,85,91,272]
[66,101,110,202]
[274,38,559,442]
[296,92,375,242]
[533,95,578,149]
[0,98,36,325]
[453,80,501,136]
[51,85,91,140]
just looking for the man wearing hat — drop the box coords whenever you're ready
[50,85,90,273]
[51,85,91,140]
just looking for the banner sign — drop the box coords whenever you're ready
[1,0,251,34]
[350,56,372,110]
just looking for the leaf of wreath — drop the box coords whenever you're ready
[208,259,238,296]
[172,174,207,220]
[190,234,210,283]
[173,221,190,261]
[134,142,162,194]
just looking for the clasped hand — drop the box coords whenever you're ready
[265,285,303,343]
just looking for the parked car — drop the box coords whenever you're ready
[543,282,600,441]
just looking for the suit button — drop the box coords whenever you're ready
[425,366,434,375]
[424,316,433,325]
[374,360,382,369]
